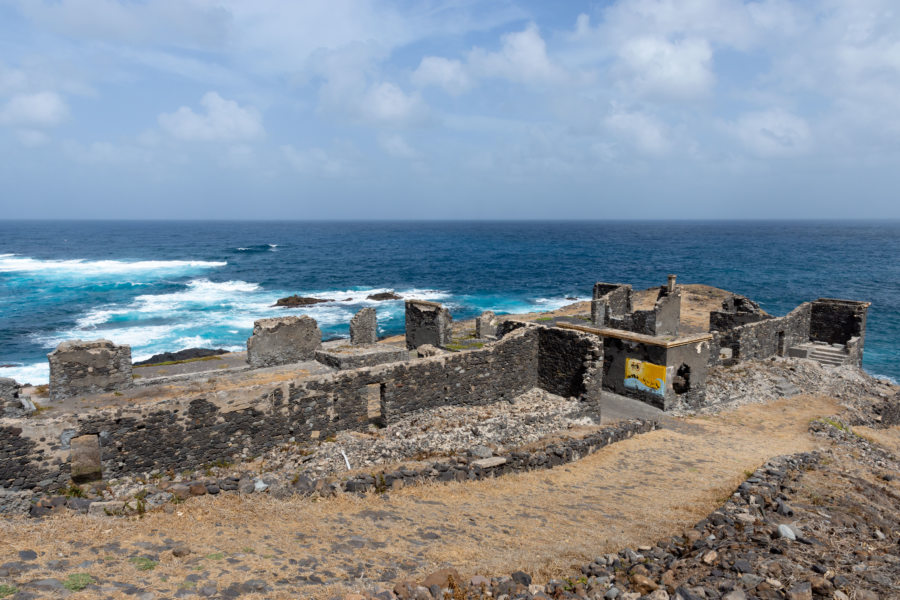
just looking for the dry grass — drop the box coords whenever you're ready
[853,425,900,454]
[0,395,840,599]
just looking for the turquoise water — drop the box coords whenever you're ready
[0,220,897,384]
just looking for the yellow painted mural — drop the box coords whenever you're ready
[624,358,666,397]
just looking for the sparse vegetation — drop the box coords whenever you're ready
[63,483,86,498]
[0,584,17,598]
[130,556,158,571]
[63,573,94,591]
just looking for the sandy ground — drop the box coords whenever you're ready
[0,394,844,599]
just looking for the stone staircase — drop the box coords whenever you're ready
[788,342,848,367]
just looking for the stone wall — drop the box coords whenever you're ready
[809,299,868,347]
[537,327,599,398]
[0,425,66,493]
[3,328,540,491]
[602,337,670,409]
[246,316,322,367]
[476,311,497,338]
[591,283,632,326]
[709,295,771,331]
[631,287,681,337]
[47,339,133,400]
[665,340,711,410]
[350,308,377,345]
[710,303,812,366]
[382,327,538,420]
[405,300,452,349]
[0,378,20,417]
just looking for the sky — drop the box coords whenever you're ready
[0,0,898,220]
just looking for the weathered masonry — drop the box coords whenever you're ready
[3,279,871,496]
[3,325,597,493]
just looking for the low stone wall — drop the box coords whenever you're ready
[339,419,656,494]
[47,339,132,400]
[2,328,541,493]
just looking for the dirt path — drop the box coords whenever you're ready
[0,396,839,599]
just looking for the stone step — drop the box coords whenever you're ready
[809,347,846,356]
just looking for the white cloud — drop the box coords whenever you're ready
[378,134,417,159]
[468,23,564,85]
[728,109,811,157]
[158,92,264,142]
[0,92,68,127]
[605,108,670,155]
[615,36,714,99]
[412,56,472,95]
[358,83,426,125]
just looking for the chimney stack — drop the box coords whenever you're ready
[667,274,677,293]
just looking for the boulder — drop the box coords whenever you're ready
[367,291,402,301]
[133,348,228,366]
[273,295,333,307]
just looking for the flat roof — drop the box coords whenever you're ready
[555,322,713,348]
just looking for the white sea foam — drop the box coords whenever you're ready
[868,372,899,385]
[0,255,226,276]
[0,362,49,386]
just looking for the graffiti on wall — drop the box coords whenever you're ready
[624,358,666,397]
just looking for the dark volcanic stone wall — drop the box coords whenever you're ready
[0,425,65,492]
[537,327,598,398]
[382,327,538,419]
[710,303,811,366]
[810,299,868,346]
[3,329,542,488]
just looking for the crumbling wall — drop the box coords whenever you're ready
[246,316,322,367]
[711,302,811,366]
[405,300,452,349]
[476,311,497,338]
[349,308,377,345]
[0,378,20,417]
[666,341,711,410]
[3,328,540,488]
[631,287,681,337]
[48,339,133,400]
[591,283,632,326]
[537,327,598,398]
[810,299,868,346]
[709,295,772,331]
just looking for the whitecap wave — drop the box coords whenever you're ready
[0,362,49,386]
[0,255,226,277]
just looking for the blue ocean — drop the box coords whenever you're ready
[0,221,897,385]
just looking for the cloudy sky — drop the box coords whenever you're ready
[1,0,898,219]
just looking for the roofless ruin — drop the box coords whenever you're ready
[0,276,869,496]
